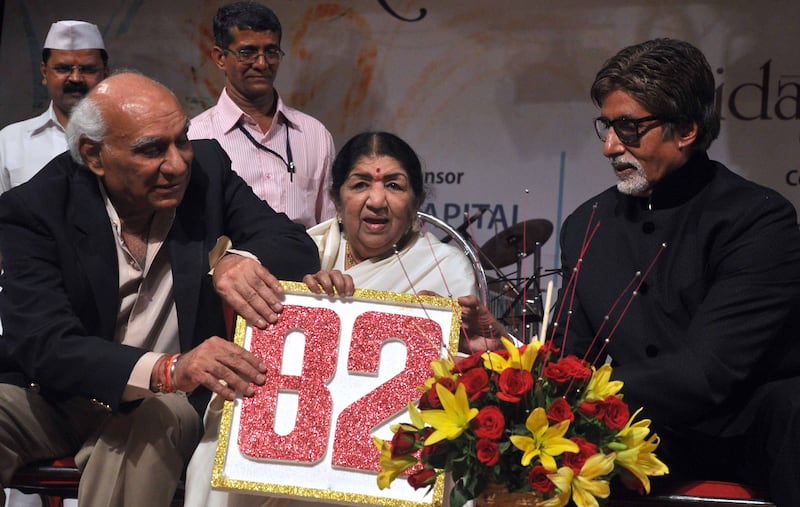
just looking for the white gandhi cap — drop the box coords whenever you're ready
[43,20,105,51]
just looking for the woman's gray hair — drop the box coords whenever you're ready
[66,96,107,164]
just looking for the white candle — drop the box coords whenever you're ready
[538,280,554,343]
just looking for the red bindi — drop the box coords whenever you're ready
[374,168,382,181]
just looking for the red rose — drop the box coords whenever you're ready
[459,367,490,400]
[417,394,433,410]
[453,351,484,372]
[496,368,533,402]
[390,428,418,457]
[420,440,448,469]
[542,355,591,384]
[471,405,505,439]
[475,438,501,466]
[538,341,560,359]
[546,397,575,423]
[598,395,630,430]
[407,467,437,490]
[528,465,555,493]
[578,399,600,418]
[420,378,456,409]
[562,437,598,473]
[578,396,630,430]
[436,377,456,392]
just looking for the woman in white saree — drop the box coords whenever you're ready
[184,131,500,507]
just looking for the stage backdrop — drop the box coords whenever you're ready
[2,0,799,282]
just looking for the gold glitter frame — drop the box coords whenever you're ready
[213,281,461,506]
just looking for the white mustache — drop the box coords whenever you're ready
[610,156,641,171]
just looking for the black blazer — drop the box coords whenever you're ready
[556,153,800,435]
[0,139,320,413]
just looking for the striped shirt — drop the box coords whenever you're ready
[188,88,336,227]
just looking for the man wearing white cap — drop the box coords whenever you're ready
[0,20,108,195]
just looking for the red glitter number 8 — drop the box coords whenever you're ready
[238,305,340,462]
[331,311,442,471]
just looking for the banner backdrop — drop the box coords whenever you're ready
[2,0,799,280]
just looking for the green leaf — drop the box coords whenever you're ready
[450,483,470,507]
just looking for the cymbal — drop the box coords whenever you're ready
[480,219,553,268]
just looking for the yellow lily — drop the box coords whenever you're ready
[571,452,615,507]
[420,383,478,445]
[422,357,458,390]
[543,453,616,507]
[393,401,426,433]
[541,467,572,507]
[509,407,579,470]
[482,337,541,374]
[373,436,417,489]
[614,409,669,493]
[583,364,624,402]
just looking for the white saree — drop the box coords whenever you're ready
[183,218,477,507]
[308,218,477,298]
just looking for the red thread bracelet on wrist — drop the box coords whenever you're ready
[162,354,178,393]
[152,354,169,393]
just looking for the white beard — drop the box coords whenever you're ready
[613,157,651,196]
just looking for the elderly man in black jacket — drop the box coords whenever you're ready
[0,72,320,506]
[556,38,800,506]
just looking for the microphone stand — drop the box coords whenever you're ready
[499,243,543,343]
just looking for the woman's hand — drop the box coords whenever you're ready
[303,269,355,297]
[418,291,505,353]
[457,295,506,353]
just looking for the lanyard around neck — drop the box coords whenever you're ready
[236,120,295,182]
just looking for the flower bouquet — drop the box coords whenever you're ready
[373,335,669,507]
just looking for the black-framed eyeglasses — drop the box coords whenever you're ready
[50,63,103,76]
[594,115,668,146]
[223,46,285,65]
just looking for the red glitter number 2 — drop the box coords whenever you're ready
[332,311,442,471]
[238,305,340,462]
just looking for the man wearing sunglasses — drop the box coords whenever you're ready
[189,1,336,228]
[555,38,800,505]
[0,20,108,195]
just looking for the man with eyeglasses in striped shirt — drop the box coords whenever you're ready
[189,2,336,228]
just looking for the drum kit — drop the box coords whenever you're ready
[478,218,558,342]
[419,211,559,343]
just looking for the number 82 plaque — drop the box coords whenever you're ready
[213,282,460,507]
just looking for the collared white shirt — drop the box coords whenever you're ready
[0,102,68,194]
[188,88,336,228]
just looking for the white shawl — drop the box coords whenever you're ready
[306,218,477,298]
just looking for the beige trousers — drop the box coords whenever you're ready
[0,384,201,507]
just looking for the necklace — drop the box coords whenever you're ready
[345,242,358,270]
